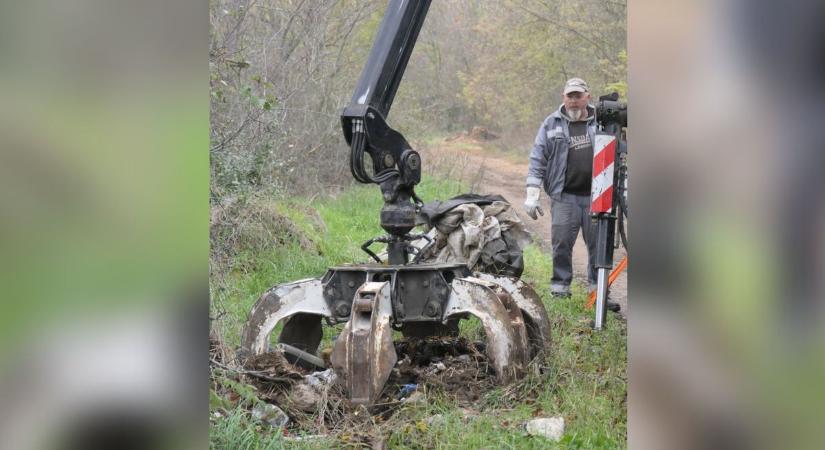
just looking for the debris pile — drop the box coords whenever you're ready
[390,337,495,403]
[210,335,504,443]
[415,194,532,277]
[240,336,494,413]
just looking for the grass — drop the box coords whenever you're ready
[210,175,626,449]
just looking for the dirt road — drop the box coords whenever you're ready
[420,138,628,315]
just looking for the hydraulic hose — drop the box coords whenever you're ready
[349,119,400,184]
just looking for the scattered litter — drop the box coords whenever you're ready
[393,337,494,403]
[230,336,494,439]
[398,383,418,398]
[252,403,289,428]
[525,417,565,441]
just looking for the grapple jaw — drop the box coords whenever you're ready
[330,282,397,405]
[442,277,527,381]
[239,278,331,358]
[474,273,552,358]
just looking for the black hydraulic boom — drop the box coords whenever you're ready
[341,0,432,265]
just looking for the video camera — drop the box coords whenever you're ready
[595,92,627,129]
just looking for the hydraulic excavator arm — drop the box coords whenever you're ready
[341,0,431,264]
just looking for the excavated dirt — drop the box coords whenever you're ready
[212,336,508,445]
[388,337,495,404]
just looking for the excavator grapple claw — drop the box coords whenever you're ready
[240,266,551,406]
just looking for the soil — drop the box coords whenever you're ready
[418,138,628,315]
[390,337,495,404]
[222,337,502,447]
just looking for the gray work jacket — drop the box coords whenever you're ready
[526,104,597,200]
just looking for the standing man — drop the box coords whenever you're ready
[524,78,618,310]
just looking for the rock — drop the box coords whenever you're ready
[252,403,289,428]
[525,417,565,441]
[290,383,321,412]
[433,362,447,372]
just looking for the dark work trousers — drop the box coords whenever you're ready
[550,193,597,294]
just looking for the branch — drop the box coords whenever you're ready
[210,358,296,384]
[210,109,263,153]
[514,3,618,65]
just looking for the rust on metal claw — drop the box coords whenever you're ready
[443,277,528,381]
[240,278,332,356]
[474,273,552,357]
[494,290,530,368]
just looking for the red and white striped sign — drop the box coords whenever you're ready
[590,134,616,213]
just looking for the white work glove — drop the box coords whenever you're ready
[523,186,544,220]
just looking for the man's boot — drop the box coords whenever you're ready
[551,285,571,299]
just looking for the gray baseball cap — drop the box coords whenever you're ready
[563,77,589,95]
